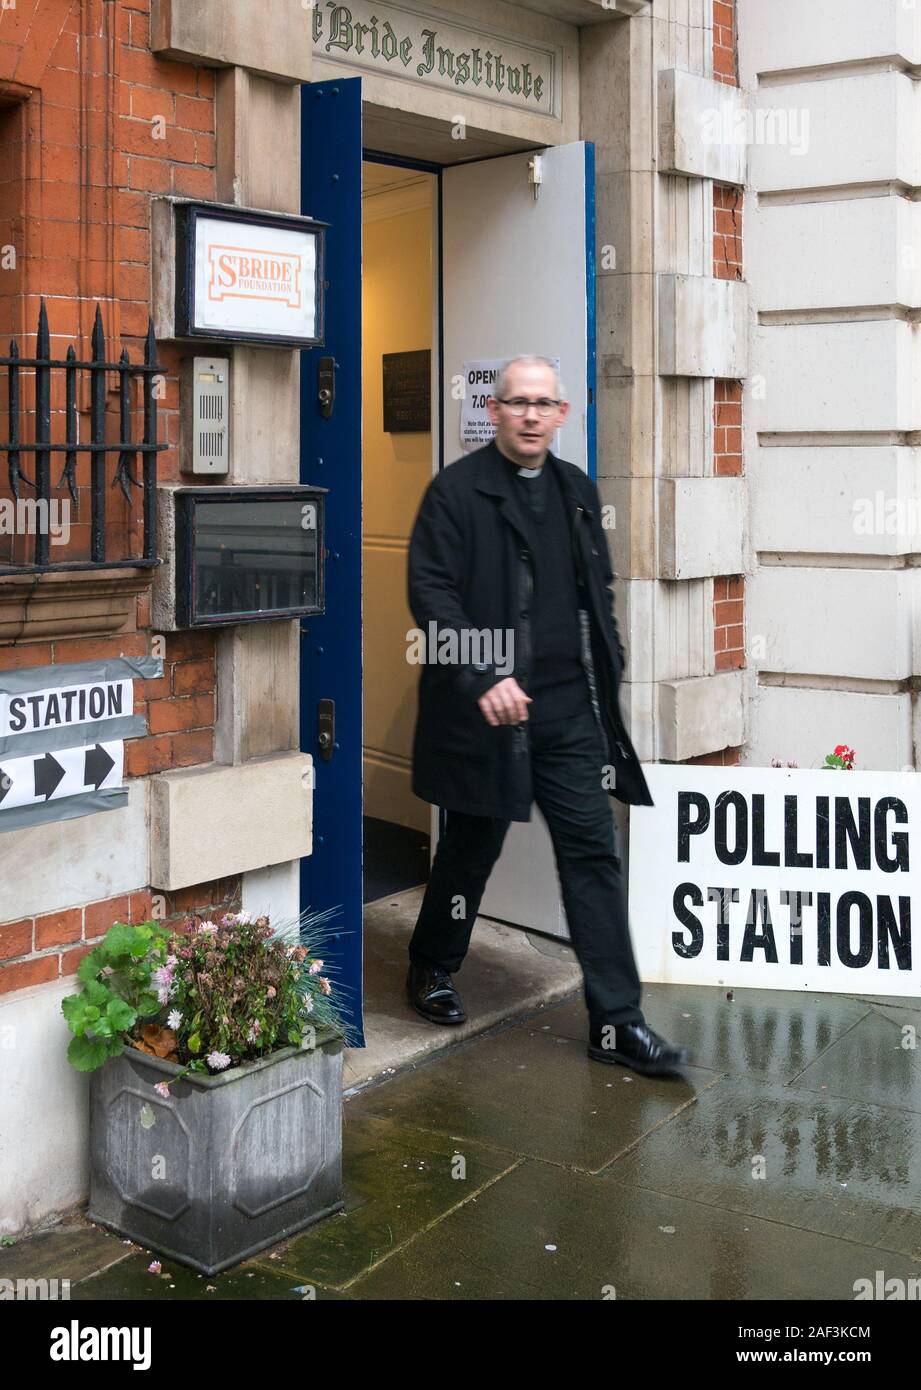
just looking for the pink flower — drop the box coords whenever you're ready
[153,1082,171,1099]
[308,959,323,975]
[319,977,331,996]
[207,1050,231,1071]
[148,1261,161,1275]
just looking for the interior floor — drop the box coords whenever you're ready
[363,816,430,904]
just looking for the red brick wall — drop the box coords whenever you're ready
[0,876,242,996]
[710,0,744,764]
[0,1,228,993]
[713,184,742,282]
[713,0,737,87]
[0,0,217,744]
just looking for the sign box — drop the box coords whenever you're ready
[175,203,327,348]
[628,764,921,998]
[174,486,327,628]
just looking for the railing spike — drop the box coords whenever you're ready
[36,300,50,359]
[92,303,105,357]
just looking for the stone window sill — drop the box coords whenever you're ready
[0,567,153,644]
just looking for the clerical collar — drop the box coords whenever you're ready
[516,464,544,479]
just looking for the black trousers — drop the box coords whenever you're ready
[408,699,644,1029]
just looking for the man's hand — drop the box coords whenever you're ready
[477,677,532,727]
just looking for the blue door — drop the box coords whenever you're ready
[300,78,364,1044]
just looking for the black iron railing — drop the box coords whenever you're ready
[0,301,164,574]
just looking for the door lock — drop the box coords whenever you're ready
[317,698,335,760]
[317,356,336,419]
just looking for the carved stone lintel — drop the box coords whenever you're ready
[0,568,152,644]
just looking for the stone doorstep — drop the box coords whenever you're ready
[343,890,584,1095]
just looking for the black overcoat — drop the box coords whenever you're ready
[407,440,653,821]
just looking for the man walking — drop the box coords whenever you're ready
[406,356,691,1076]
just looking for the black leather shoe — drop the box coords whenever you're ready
[407,962,467,1025]
[587,1021,692,1076]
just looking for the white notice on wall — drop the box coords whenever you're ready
[459,358,562,455]
[628,764,921,998]
[460,360,504,453]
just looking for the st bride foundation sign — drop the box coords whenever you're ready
[310,0,560,117]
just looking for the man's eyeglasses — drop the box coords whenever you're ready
[493,397,561,418]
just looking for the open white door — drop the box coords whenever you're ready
[440,141,596,940]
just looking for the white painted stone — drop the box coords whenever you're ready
[748,73,920,194]
[149,751,312,891]
[745,684,914,772]
[0,978,89,1235]
[658,476,745,579]
[241,860,301,927]
[747,196,921,312]
[658,275,748,377]
[0,781,148,923]
[747,568,915,680]
[749,321,920,434]
[658,68,748,185]
[657,670,746,761]
[738,0,921,82]
[751,445,921,557]
[152,0,314,83]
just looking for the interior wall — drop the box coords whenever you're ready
[362,170,434,832]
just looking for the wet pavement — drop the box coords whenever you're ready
[5,981,921,1301]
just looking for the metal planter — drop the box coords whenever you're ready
[88,1031,344,1275]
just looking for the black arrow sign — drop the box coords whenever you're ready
[34,752,65,801]
[84,744,115,791]
[0,767,12,807]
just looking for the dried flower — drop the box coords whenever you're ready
[153,1082,171,1100]
[148,1261,162,1275]
[308,959,323,975]
[318,977,331,996]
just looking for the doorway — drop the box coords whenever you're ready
[360,157,438,905]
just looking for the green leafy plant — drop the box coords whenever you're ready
[61,910,349,1084]
[61,921,173,1072]
[824,743,855,771]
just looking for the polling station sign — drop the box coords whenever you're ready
[628,764,920,997]
[0,655,161,831]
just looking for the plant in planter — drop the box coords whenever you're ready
[62,910,349,1276]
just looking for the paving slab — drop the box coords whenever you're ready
[73,1252,346,1301]
[522,982,873,1084]
[345,888,582,1091]
[349,1022,720,1172]
[0,1222,129,1286]
[343,1157,920,1301]
[604,1076,921,1259]
[788,1003,921,1113]
[250,1112,518,1290]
